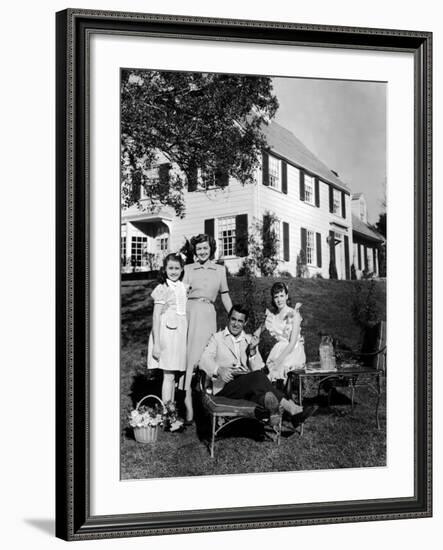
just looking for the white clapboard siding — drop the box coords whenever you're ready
[257,163,353,277]
[169,179,257,263]
[121,147,356,278]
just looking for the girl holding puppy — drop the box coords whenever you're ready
[264,282,306,382]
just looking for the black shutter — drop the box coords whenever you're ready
[131,181,141,202]
[329,230,336,263]
[316,232,322,268]
[329,185,334,213]
[299,170,305,201]
[341,191,347,219]
[364,246,368,270]
[262,152,269,186]
[158,163,170,185]
[282,161,288,194]
[283,222,290,261]
[235,214,248,257]
[187,165,198,192]
[301,227,307,261]
[315,177,320,207]
[204,218,214,240]
[373,247,377,274]
[357,242,362,270]
[215,164,229,187]
[344,235,350,279]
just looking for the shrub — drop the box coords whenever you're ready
[278,270,293,278]
[242,211,280,276]
[361,269,374,280]
[351,263,357,280]
[351,279,383,330]
[296,250,309,278]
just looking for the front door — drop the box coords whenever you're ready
[334,232,346,279]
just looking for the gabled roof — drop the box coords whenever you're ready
[262,121,349,192]
[352,214,385,243]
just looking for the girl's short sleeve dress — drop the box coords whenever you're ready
[147,283,187,372]
[265,308,306,381]
[183,261,229,389]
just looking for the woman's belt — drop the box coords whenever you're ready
[188,297,214,305]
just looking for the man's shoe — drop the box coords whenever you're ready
[280,397,303,416]
[264,392,280,426]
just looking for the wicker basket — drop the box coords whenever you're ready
[133,394,165,444]
[134,425,159,444]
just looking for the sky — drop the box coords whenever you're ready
[271,77,386,224]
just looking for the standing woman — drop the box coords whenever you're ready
[182,234,232,422]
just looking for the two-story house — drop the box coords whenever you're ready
[351,193,385,278]
[121,121,353,279]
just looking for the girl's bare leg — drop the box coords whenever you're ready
[162,372,175,404]
[184,389,193,422]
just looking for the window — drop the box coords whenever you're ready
[131,236,148,266]
[218,216,236,257]
[156,236,169,253]
[306,230,315,265]
[304,174,315,205]
[333,188,342,216]
[268,155,281,190]
[121,236,126,258]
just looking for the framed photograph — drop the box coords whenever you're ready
[56,8,432,541]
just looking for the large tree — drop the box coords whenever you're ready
[121,70,279,217]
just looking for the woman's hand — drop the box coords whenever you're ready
[152,345,161,362]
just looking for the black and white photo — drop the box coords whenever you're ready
[120,69,387,478]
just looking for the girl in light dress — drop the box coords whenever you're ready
[147,253,188,407]
[264,282,306,383]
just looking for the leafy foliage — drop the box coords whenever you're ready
[375,211,386,238]
[351,279,384,330]
[121,70,279,216]
[240,211,280,276]
[296,249,309,278]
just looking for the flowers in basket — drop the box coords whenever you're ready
[128,398,184,434]
[128,404,163,429]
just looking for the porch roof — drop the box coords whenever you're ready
[352,214,385,243]
[122,207,174,224]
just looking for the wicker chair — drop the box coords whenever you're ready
[335,320,387,372]
[196,369,282,458]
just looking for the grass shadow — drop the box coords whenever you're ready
[129,371,162,408]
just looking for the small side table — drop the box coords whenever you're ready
[286,364,384,435]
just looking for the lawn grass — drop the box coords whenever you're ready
[120,277,386,480]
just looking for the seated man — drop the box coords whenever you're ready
[199,304,316,427]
